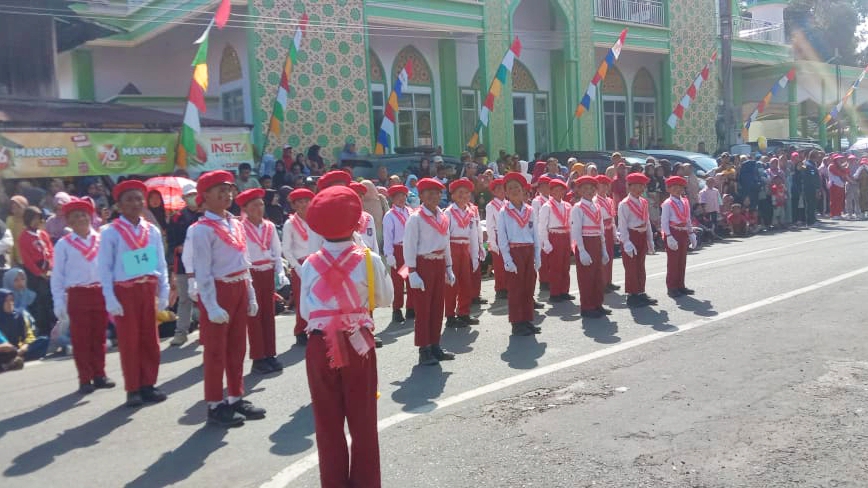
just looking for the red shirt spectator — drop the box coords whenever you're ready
[18,228,53,277]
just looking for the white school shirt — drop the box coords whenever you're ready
[50,229,101,312]
[187,211,255,313]
[531,194,549,224]
[445,203,480,268]
[97,215,169,308]
[282,214,312,269]
[617,195,654,249]
[243,218,283,272]
[299,241,394,330]
[569,198,607,252]
[402,205,453,269]
[471,204,485,260]
[484,198,506,254]
[382,205,410,258]
[357,211,379,254]
[537,199,571,243]
[496,201,540,267]
[660,196,691,236]
[594,194,616,232]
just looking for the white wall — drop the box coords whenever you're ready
[747,4,786,25]
[55,50,74,99]
[456,38,479,87]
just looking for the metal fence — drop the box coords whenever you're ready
[594,0,665,27]
[733,16,786,44]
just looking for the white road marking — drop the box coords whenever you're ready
[261,264,868,488]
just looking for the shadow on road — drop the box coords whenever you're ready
[486,299,509,316]
[0,393,87,440]
[674,295,717,317]
[500,335,547,369]
[629,307,677,332]
[3,405,134,477]
[269,403,315,456]
[441,327,480,354]
[124,426,229,488]
[276,344,306,369]
[390,366,452,413]
[581,317,620,344]
[159,364,204,397]
[377,317,415,346]
[159,341,202,365]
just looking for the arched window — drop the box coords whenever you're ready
[392,46,434,149]
[601,66,627,150]
[511,60,548,158]
[632,68,657,149]
[219,45,245,123]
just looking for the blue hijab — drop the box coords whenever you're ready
[3,268,35,313]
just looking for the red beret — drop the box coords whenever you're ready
[503,172,528,189]
[832,153,844,161]
[448,178,474,194]
[289,188,315,202]
[197,170,234,195]
[538,175,552,185]
[575,175,598,188]
[790,152,800,159]
[847,154,857,161]
[112,180,148,201]
[386,185,409,197]
[317,170,352,190]
[626,173,651,185]
[549,179,568,191]
[307,186,362,240]
[595,175,613,185]
[417,178,445,193]
[665,176,688,187]
[61,197,95,217]
[565,191,575,203]
[349,182,367,195]
[488,177,505,192]
[236,188,265,207]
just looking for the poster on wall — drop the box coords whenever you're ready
[0,131,175,179]
[181,128,254,178]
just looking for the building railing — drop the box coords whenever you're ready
[594,0,665,27]
[733,15,786,44]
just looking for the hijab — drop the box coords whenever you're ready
[3,268,35,312]
[263,189,285,224]
[404,175,420,208]
[278,185,293,214]
[361,180,387,242]
[0,288,27,346]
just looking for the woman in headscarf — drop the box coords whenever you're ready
[404,174,421,208]
[144,190,168,230]
[6,195,27,265]
[263,189,286,227]
[3,268,35,316]
[272,160,289,189]
[307,145,325,175]
[361,179,388,246]
[45,192,73,242]
[0,288,48,361]
[278,185,294,215]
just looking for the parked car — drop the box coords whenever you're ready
[340,153,464,181]
[731,138,822,157]
[642,150,718,178]
[542,150,652,173]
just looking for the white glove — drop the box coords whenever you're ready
[666,235,679,251]
[445,267,456,286]
[602,250,610,265]
[187,277,199,302]
[54,308,68,323]
[478,248,487,262]
[489,244,500,255]
[248,299,259,317]
[207,305,230,324]
[277,272,290,288]
[106,296,124,317]
[409,272,425,290]
[647,240,656,255]
[689,233,698,249]
[471,258,479,272]
[534,258,541,272]
[158,297,168,311]
[503,260,518,273]
[542,240,553,254]
[386,255,397,268]
[578,249,592,266]
[622,241,637,257]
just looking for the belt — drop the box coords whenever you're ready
[604,223,615,230]
[509,243,534,248]
[581,233,602,238]
[629,227,647,233]
[115,275,157,288]
[216,269,250,283]
[548,228,569,234]
[250,259,274,272]
[450,239,470,245]
[68,282,101,290]
[670,226,689,231]
[419,251,446,260]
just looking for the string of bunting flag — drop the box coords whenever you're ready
[574,29,627,119]
[467,37,522,149]
[374,60,413,154]
[744,68,796,129]
[666,51,717,129]
[266,14,309,150]
[822,63,868,124]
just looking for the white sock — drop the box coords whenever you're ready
[227,396,241,405]
[208,401,222,410]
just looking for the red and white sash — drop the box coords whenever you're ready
[63,232,99,262]
[625,196,649,222]
[580,201,602,233]
[548,200,569,228]
[112,218,150,250]
[391,207,409,227]
[667,197,690,225]
[289,214,309,241]
[506,204,532,228]
[450,206,473,229]
[198,216,246,252]
[357,213,372,234]
[242,218,274,252]
[419,207,449,235]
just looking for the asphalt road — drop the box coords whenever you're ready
[1,219,866,488]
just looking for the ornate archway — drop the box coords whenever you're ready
[392,45,432,86]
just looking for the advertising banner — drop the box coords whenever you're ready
[0,131,175,178]
[183,128,254,178]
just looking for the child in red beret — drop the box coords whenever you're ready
[569,176,610,318]
[661,176,696,297]
[282,188,316,346]
[444,178,480,328]
[382,185,414,324]
[538,179,573,303]
[618,173,658,308]
[484,178,508,299]
[594,175,620,293]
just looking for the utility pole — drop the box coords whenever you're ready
[719,0,735,153]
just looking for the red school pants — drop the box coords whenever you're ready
[306,332,380,488]
[538,246,550,285]
[411,255,445,347]
[665,228,690,291]
[830,184,845,217]
[506,245,536,324]
[604,225,615,285]
[576,236,605,312]
[622,229,648,295]
[199,279,248,402]
[492,249,507,292]
[472,264,482,298]
[291,268,307,336]
[113,278,160,392]
[390,244,413,312]
[546,232,571,297]
[68,286,108,384]
[445,242,473,317]
[249,268,276,360]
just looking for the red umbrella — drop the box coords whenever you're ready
[145,176,195,212]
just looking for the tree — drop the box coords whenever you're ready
[786,0,866,65]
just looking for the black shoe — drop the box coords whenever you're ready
[140,386,167,403]
[533,302,545,309]
[78,382,95,395]
[606,283,621,292]
[472,297,489,305]
[562,293,576,300]
[295,333,308,346]
[251,359,275,375]
[418,346,438,366]
[640,293,658,305]
[511,323,534,336]
[522,321,542,334]
[431,344,455,361]
[406,309,416,319]
[580,309,604,319]
[679,287,695,295]
[93,376,116,389]
[266,357,284,371]
[445,316,465,328]
[392,309,405,324]
[540,282,549,291]
[548,295,565,303]
[208,403,245,427]
[668,289,684,298]
[231,399,266,420]
[597,307,613,315]
[626,294,647,308]
[374,336,383,348]
[126,392,144,407]
[458,315,480,325]
[495,290,508,299]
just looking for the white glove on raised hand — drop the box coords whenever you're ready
[386,255,397,268]
[542,240,553,254]
[409,272,425,290]
[578,249,592,266]
[602,250,610,265]
[207,305,230,324]
[666,235,679,251]
[503,260,518,273]
[187,277,199,302]
[445,267,456,286]
[689,233,698,249]
[106,296,124,317]
[248,299,259,317]
[622,241,637,257]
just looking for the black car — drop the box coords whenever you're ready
[542,150,652,173]
[340,153,464,181]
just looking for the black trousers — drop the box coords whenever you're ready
[25,270,55,336]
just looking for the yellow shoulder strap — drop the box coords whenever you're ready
[364,247,375,312]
